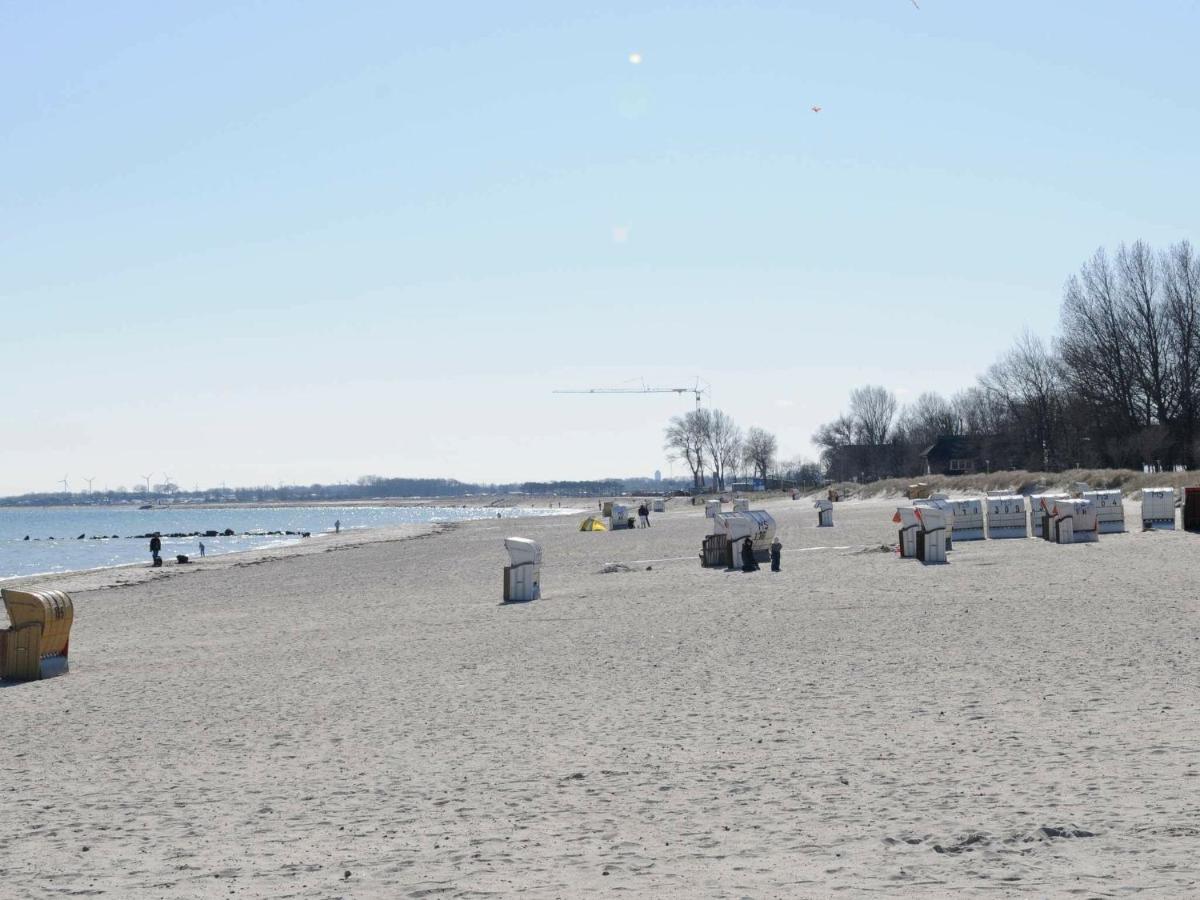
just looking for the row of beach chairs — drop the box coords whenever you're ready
[894,491,1127,563]
[894,486,1200,564]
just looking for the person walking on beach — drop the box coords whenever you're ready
[149,533,162,566]
[334,519,341,534]
[198,541,206,558]
[770,536,782,572]
[741,536,759,572]
[638,502,650,528]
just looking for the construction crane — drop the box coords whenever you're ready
[554,378,709,410]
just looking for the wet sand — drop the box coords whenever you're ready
[2,496,1197,897]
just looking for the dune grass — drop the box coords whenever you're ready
[823,468,1199,500]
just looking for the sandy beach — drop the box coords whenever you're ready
[2,495,1197,897]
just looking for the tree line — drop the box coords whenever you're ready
[663,409,822,490]
[812,240,1200,480]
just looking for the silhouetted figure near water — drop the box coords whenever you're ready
[150,533,162,567]
[334,519,341,534]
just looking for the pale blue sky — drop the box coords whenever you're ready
[2,1,1197,494]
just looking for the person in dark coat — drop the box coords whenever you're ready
[770,537,782,572]
[741,536,758,572]
[149,533,162,566]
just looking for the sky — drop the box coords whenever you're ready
[2,1,1198,494]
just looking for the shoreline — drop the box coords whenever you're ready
[0,533,307,589]
[0,521,441,597]
[0,505,586,593]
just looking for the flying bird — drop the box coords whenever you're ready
[811,106,821,113]
[911,0,920,8]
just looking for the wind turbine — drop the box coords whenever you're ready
[141,473,153,494]
[162,473,173,492]
[83,476,95,493]
[59,475,70,494]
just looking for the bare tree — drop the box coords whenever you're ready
[812,414,855,474]
[703,409,742,491]
[1118,240,1173,425]
[952,387,1005,437]
[1162,240,1200,465]
[813,414,855,452]
[982,330,1063,469]
[742,426,778,483]
[849,385,898,445]
[895,392,959,451]
[719,433,744,490]
[812,413,866,481]
[1055,240,1200,467]
[1059,247,1142,433]
[664,410,709,488]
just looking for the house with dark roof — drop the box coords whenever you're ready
[920,435,987,476]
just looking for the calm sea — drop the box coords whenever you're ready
[0,504,575,581]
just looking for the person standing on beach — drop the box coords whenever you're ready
[198,541,206,558]
[638,502,650,528]
[149,533,162,566]
[334,519,341,534]
[770,536,782,572]
[741,536,758,572]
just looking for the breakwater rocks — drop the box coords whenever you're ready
[22,530,313,541]
[130,530,314,540]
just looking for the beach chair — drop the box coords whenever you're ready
[892,507,920,558]
[1142,488,1177,530]
[913,506,948,564]
[1,588,73,681]
[503,538,542,602]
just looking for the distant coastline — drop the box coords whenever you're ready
[0,475,696,509]
[0,494,590,511]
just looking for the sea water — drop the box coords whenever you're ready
[0,504,574,581]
